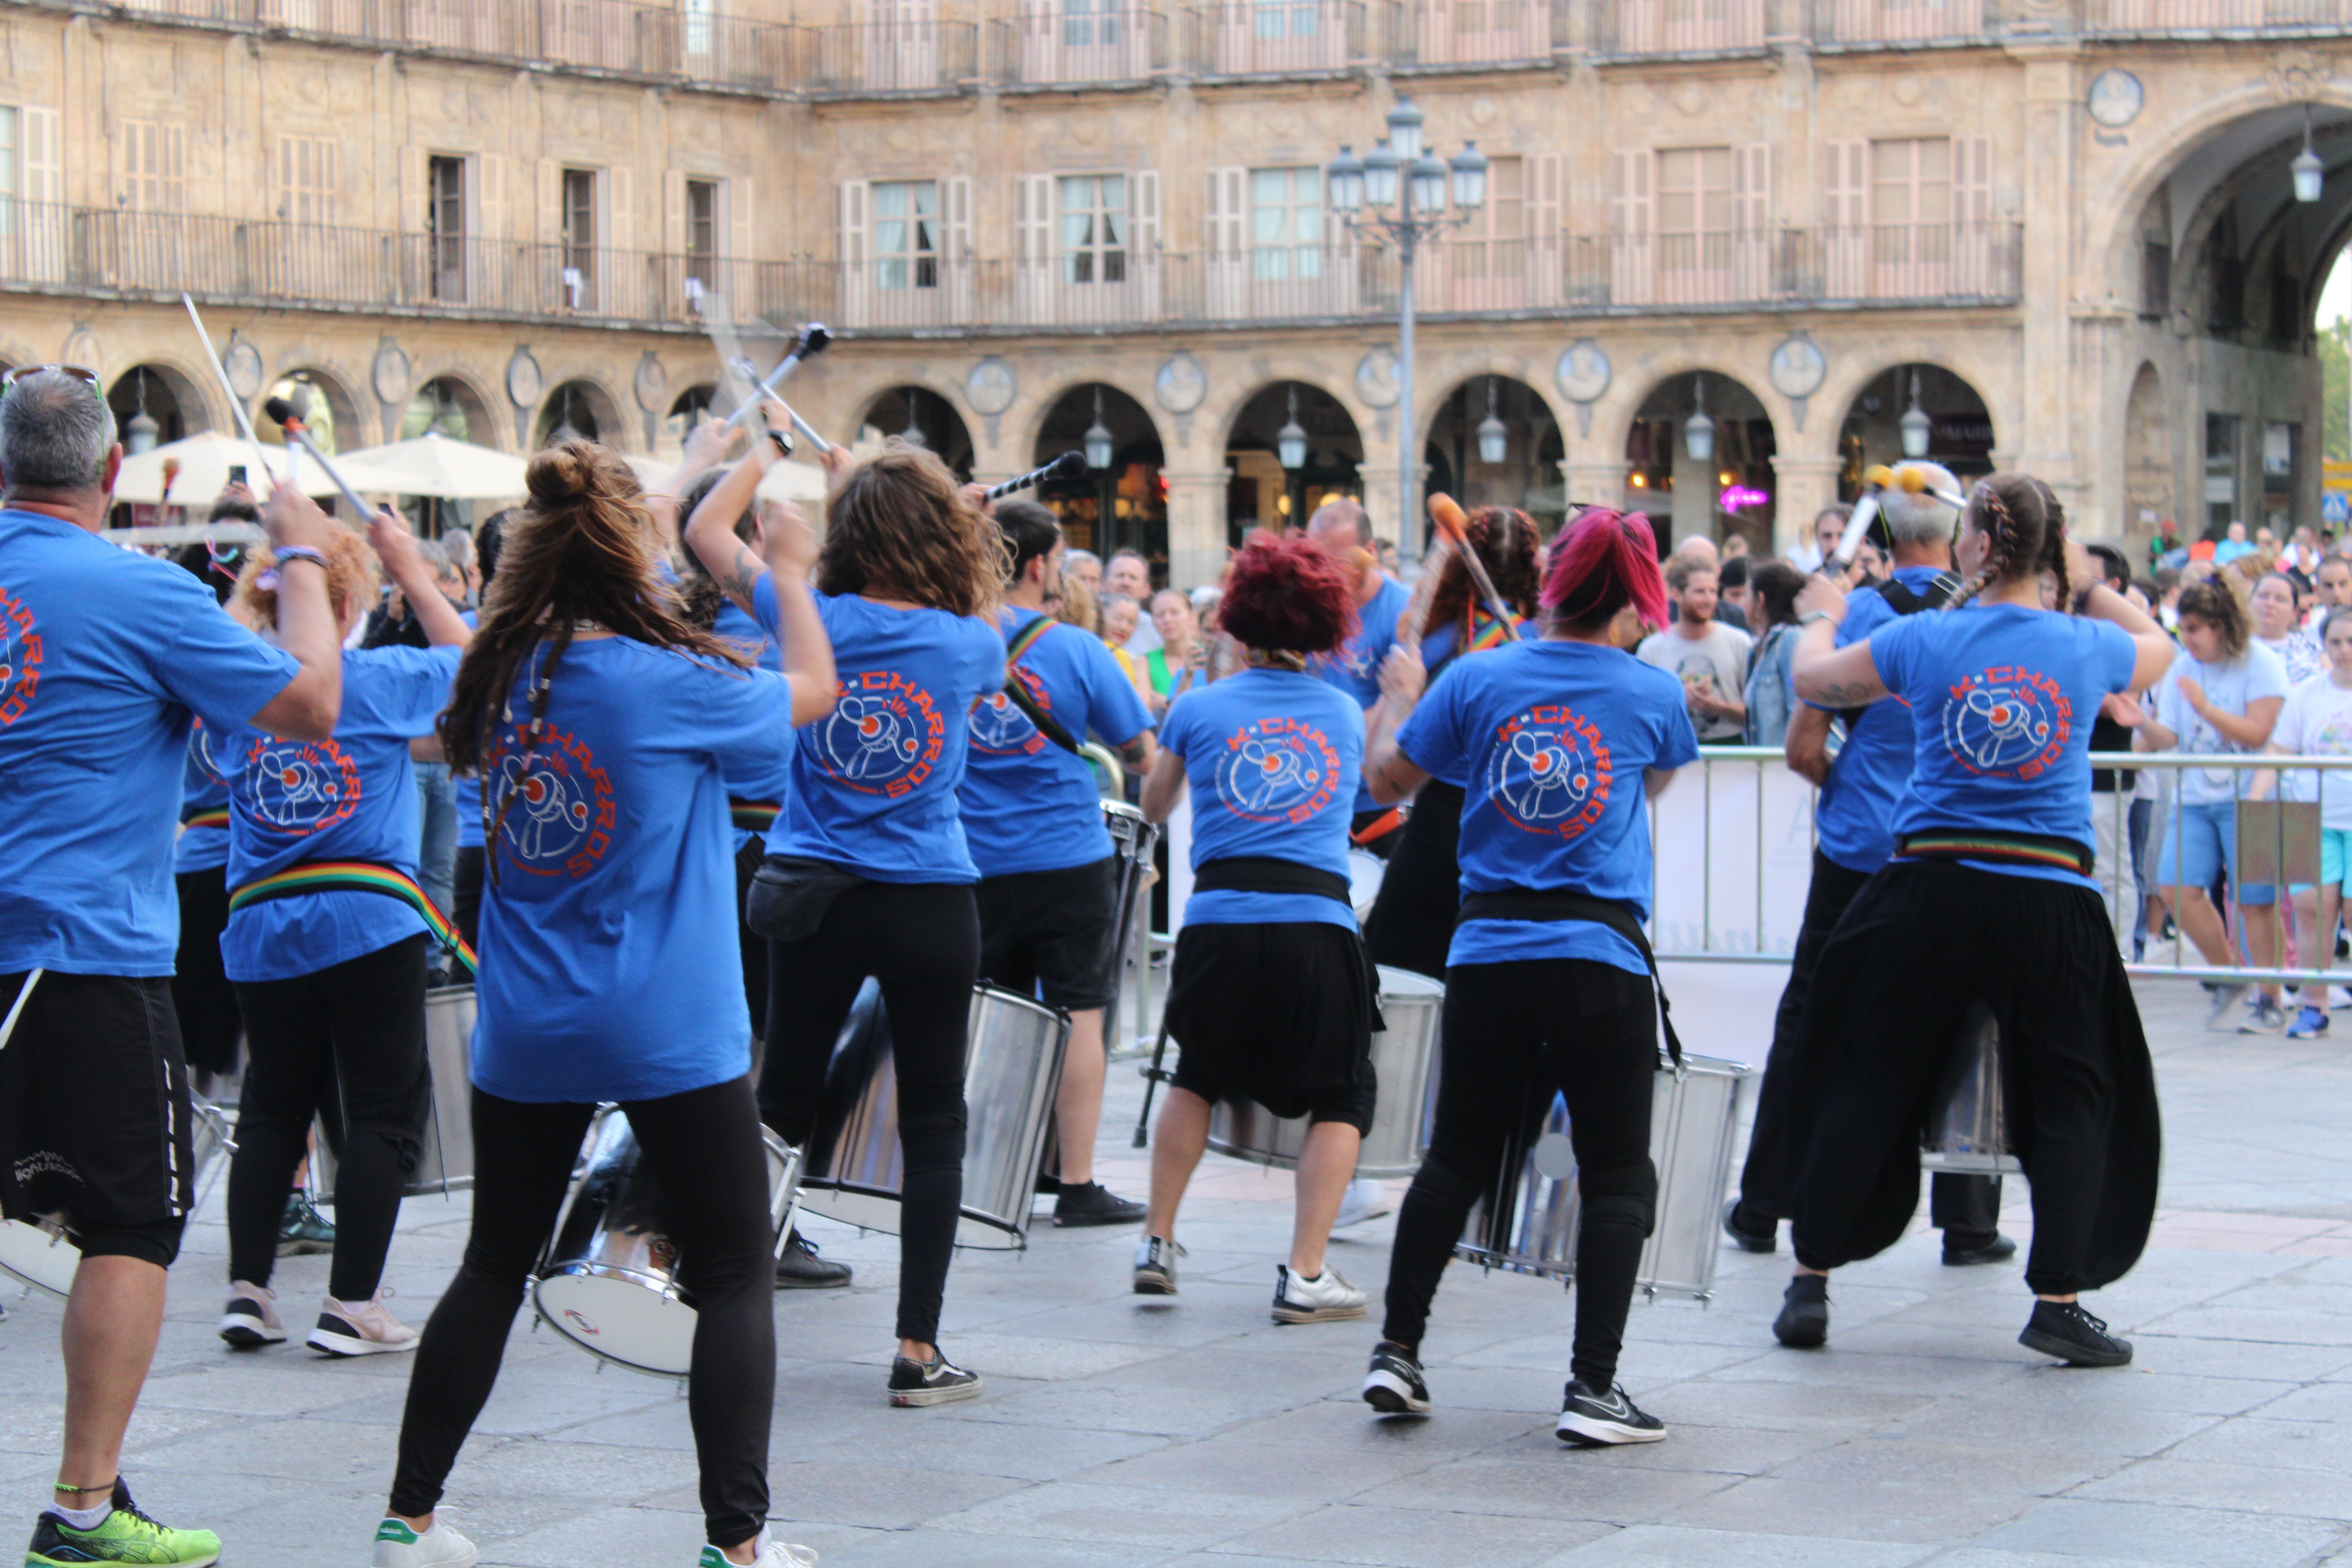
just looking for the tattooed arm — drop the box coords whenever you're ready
[1789,618,1891,709]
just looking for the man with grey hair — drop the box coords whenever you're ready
[1727,458,2013,1339]
[0,367,344,1566]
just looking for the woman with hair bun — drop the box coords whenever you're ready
[376,439,835,1568]
[687,429,1010,1408]
[1356,507,1697,1446]
[1778,473,2175,1369]
[1131,531,1378,1323]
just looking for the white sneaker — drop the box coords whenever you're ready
[1334,1178,1391,1227]
[219,1280,286,1348]
[1272,1263,1368,1323]
[2331,985,2352,1011]
[310,1289,421,1357]
[373,1516,477,1568]
[697,1531,818,1568]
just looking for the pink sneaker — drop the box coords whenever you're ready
[309,1289,419,1357]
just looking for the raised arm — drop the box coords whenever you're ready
[1788,575,1889,709]
[682,421,779,618]
[245,486,344,740]
[761,496,837,728]
[369,508,470,650]
[645,417,743,556]
[1364,643,1431,807]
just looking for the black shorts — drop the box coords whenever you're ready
[0,971,196,1244]
[1163,920,1379,1134]
[975,855,1122,1011]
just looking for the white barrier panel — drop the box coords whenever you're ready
[1659,959,1789,1071]
[1650,749,1816,960]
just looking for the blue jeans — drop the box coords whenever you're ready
[414,761,457,920]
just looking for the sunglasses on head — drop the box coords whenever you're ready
[1,365,102,394]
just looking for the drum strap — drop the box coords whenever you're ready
[1193,855,1353,909]
[729,799,780,832]
[991,614,1083,757]
[1455,889,1683,1066]
[178,806,229,832]
[229,861,478,976]
[1894,829,2093,877]
[1349,808,1405,848]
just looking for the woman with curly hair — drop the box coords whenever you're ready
[1357,508,1696,1446]
[1361,505,1540,981]
[1776,474,2174,1369]
[686,429,1009,1407]
[1131,532,1376,1323]
[378,438,834,1568]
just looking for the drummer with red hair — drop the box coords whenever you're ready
[1134,532,1381,1324]
[1357,507,1698,1446]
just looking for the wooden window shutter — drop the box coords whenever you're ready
[611,165,635,247]
[946,174,972,261]
[480,154,505,244]
[664,170,686,255]
[402,146,430,232]
[729,175,753,263]
[839,178,869,326]
[1531,152,1563,304]
[1608,147,1653,306]
[536,159,561,245]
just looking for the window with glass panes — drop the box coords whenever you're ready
[1657,147,1733,245]
[874,180,940,289]
[1063,0,1123,47]
[1254,0,1318,37]
[1250,167,1321,281]
[1871,136,1950,265]
[1060,174,1126,285]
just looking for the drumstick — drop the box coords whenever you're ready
[182,293,281,486]
[722,323,831,429]
[1830,465,1896,572]
[0,969,40,1053]
[985,450,1087,501]
[1397,530,1454,652]
[1132,1012,1174,1148]
[1428,493,1517,635]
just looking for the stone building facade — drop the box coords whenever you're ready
[1,0,2341,585]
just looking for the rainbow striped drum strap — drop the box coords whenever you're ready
[228,861,477,975]
[1893,830,2092,878]
[730,800,781,832]
[178,807,230,832]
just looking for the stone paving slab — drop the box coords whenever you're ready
[5,978,2352,1566]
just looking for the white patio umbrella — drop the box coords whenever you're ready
[756,459,830,505]
[111,431,382,506]
[332,431,529,501]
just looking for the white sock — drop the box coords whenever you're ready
[49,1497,111,1530]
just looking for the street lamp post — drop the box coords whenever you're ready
[1327,99,1487,573]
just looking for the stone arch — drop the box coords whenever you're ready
[1422,372,1568,526]
[858,385,977,478]
[1014,375,1171,474]
[1619,368,1778,551]
[400,375,500,447]
[1028,381,1167,573]
[2122,359,2173,540]
[1833,362,2000,496]
[1221,379,1364,541]
[106,361,214,448]
[534,378,626,449]
[260,367,361,456]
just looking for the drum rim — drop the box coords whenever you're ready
[793,1177,1028,1239]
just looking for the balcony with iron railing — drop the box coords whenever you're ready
[996,5,1172,87]
[1386,0,1565,69]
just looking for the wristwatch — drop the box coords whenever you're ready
[767,428,793,457]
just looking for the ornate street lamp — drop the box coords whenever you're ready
[1083,385,1114,471]
[1683,374,1714,464]
[1277,385,1308,471]
[1899,370,1933,459]
[2296,105,2325,204]
[1476,377,1507,465]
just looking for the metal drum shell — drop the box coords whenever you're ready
[1101,800,1161,996]
[313,982,477,1203]
[795,982,1071,1250]
[1347,848,1385,925]
[1205,965,1443,1180]
[1920,1001,2022,1176]
[0,1095,236,1301]
[532,1108,800,1379]
[1455,1052,1752,1303]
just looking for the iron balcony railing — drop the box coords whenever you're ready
[994,6,1172,86]
[0,205,2022,331]
[1383,0,1564,66]
[1177,0,1369,74]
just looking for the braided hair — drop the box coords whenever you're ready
[1945,472,2066,612]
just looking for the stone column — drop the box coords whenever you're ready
[1770,454,1844,558]
[1357,461,1429,556]
[1561,459,1626,518]
[2015,49,2082,501]
[1163,466,1230,590]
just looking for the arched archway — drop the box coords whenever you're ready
[1033,383,1165,575]
[1224,380,1361,545]
[107,364,206,453]
[861,385,976,479]
[666,383,718,449]
[1836,363,1996,500]
[258,368,360,455]
[1424,375,1565,528]
[2123,361,2173,539]
[403,375,499,447]
[534,380,624,448]
[1624,371,1775,552]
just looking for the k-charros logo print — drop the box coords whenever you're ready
[968,666,1049,757]
[487,725,615,878]
[241,735,363,837]
[1215,717,1340,823]
[0,582,38,726]
[1941,665,2069,779]
[818,670,945,795]
[1486,705,1612,838]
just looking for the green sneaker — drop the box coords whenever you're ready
[277,1191,335,1258]
[25,1483,220,1568]
[695,1532,818,1568]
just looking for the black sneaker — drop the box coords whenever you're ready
[1556,1379,1666,1446]
[887,1351,983,1407]
[2019,1300,2133,1367]
[1054,1180,1148,1228]
[277,1191,335,1257]
[1132,1234,1183,1295]
[1722,1198,1777,1254]
[1361,1341,1430,1415]
[773,1232,852,1290]
[1942,1232,2019,1267]
[1773,1273,1829,1348]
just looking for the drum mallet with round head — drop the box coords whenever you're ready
[1828,464,1896,574]
[985,450,1088,502]
[263,397,377,523]
[723,323,832,429]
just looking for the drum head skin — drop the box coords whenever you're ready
[534,1270,696,1378]
[0,1217,78,1299]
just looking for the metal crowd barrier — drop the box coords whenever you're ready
[1644,747,2352,988]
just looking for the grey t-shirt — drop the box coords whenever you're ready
[1637,621,1755,742]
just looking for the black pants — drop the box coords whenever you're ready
[452,846,485,956]
[229,933,431,1301]
[761,878,978,1345]
[171,865,243,1081]
[1383,958,1657,1389]
[1738,849,2001,1243]
[391,1076,775,1548]
[1363,781,1465,981]
[734,840,769,1045]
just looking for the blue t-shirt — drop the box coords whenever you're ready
[1866,604,2140,891]
[1815,566,1955,875]
[1397,639,1699,973]
[960,607,1155,877]
[1158,668,1364,929]
[753,578,1005,883]
[0,510,299,976]
[1414,611,1532,788]
[715,599,783,674]
[472,636,798,1102]
[174,719,234,875]
[220,646,461,983]
[1313,575,1410,813]
[455,610,486,850]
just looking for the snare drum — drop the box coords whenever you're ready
[1206,965,1443,1179]
[0,1095,236,1300]
[532,1108,802,1378]
[1921,1002,2021,1175]
[795,982,1070,1250]
[312,983,477,1203]
[1456,1052,1751,1302]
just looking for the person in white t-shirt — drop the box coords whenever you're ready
[1636,557,1752,743]
[2252,571,2322,685]
[2262,606,2352,1039]
[2114,577,2290,1030]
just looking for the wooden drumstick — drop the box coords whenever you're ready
[1428,493,1517,635]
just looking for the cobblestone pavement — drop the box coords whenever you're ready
[5,980,2352,1568]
